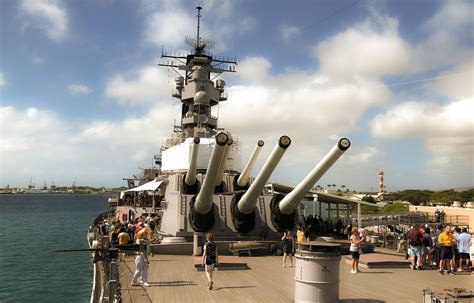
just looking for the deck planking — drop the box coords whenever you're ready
[118,252,473,303]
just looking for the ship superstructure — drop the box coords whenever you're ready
[113,6,351,245]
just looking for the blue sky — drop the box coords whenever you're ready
[0,0,473,191]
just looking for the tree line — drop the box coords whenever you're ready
[383,189,474,205]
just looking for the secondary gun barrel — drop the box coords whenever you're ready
[194,132,229,214]
[237,136,291,215]
[184,137,201,186]
[214,137,234,189]
[279,138,351,215]
[236,140,264,188]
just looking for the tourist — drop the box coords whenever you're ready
[407,225,423,270]
[296,224,307,244]
[336,220,343,235]
[438,225,456,275]
[422,227,433,269]
[346,223,352,240]
[453,227,461,271]
[433,224,443,269]
[131,239,150,287]
[202,232,218,290]
[281,230,294,268]
[435,209,441,223]
[350,229,363,274]
[456,228,471,272]
[358,225,367,243]
[117,227,130,261]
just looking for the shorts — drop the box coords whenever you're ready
[205,263,215,271]
[351,251,360,260]
[459,252,470,260]
[409,246,422,258]
[440,246,453,260]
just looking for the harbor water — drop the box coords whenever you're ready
[0,194,108,303]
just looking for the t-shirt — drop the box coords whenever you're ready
[204,242,217,265]
[457,233,472,253]
[358,228,367,240]
[407,229,422,246]
[350,235,360,252]
[438,231,455,247]
[296,230,306,243]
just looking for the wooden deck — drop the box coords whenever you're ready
[118,252,473,303]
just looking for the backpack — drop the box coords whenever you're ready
[422,234,431,247]
[204,242,216,265]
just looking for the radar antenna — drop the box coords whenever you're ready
[185,6,215,55]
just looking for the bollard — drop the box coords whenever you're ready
[294,241,341,303]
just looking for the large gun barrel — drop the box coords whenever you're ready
[183,137,200,194]
[236,140,264,189]
[194,132,229,214]
[231,136,291,234]
[214,137,234,192]
[279,138,351,215]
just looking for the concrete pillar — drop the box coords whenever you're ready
[193,232,200,256]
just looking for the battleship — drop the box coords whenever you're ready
[89,6,354,301]
[87,6,382,303]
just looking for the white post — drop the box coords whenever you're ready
[357,203,361,229]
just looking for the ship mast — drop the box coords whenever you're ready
[158,6,237,140]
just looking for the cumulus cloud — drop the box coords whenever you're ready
[144,9,194,48]
[371,99,474,179]
[142,1,255,51]
[313,14,411,79]
[68,84,92,94]
[105,66,172,105]
[19,0,69,42]
[0,105,173,187]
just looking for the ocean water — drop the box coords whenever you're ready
[0,194,108,303]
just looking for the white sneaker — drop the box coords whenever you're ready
[351,269,356,274]
[143,282,150,287]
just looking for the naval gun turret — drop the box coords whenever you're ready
[115,7,354,253]
[188,132,229,232]
[232,136,291,233]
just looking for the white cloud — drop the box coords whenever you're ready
[0,72,5,87]
[68,84,92,94]
[371,99,474,179]
[313,15,411,79]
[0,105,173,187]
[144,10,194,48]
[19,0,69,42]
[280,24,300,41]
[425,0,473,32]
[430,62,474,99]
[142,2,255,52]
[105,66,172,105]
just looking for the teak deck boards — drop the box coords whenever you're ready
[118,253,473,303]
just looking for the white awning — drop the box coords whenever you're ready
[124,180,164,192]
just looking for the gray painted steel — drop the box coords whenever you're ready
[294,241,341,303]
[185,137,201,186]
[237,140,264,187]
[195,132,228,214]
[279,138,351,215]
[238,136,291,214]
